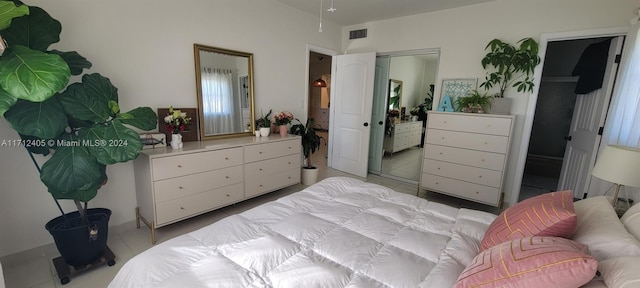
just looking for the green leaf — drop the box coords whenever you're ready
[40,133,103,202]
[1,5,60,51]
[0,86,17,116]
[79,119,142,165]
[49,50,92,76]
[0,45,70,102]
[58,73,118,123]
[4,97,67,139]
[19,133,50,156]
[118,106,157,131]
[109,100,119,114]
[0,1,29,30]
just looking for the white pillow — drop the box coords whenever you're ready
[599,256,640,288]
[621,202,640,240]
[572,196,640,261]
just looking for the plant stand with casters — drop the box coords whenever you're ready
[52,246,116,285]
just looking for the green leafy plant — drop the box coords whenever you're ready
[454,90,494,113]
[480,37,541,98]
[255,109,272,128]
[290,118,323,168]
[0,1,156,219]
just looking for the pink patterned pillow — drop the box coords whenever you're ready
[480,190,577,251]
[455,236,597,288]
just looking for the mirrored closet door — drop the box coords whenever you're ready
[368,51,439,183]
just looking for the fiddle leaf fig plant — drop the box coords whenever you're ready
[0,1,157,218]
[480,37,541,98]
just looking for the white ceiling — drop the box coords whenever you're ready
[274,0,495,26]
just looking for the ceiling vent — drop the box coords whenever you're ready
[349,29,367,40]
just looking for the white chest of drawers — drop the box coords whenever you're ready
[134,135,301,243]
[420,111,514,207]
[383,121,422,155]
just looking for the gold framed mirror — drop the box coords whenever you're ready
[194,44,255,140]
[388,79,403,111]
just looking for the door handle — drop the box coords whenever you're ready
[363,122,369,127]
[378,121,383,125]
[564,135,572,141]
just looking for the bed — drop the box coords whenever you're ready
[110,177,640,288]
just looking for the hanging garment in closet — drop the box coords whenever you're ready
[572,38,612,94]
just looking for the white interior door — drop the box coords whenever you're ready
[558,37,623,199]
[368,56,391,173]
[329,52,376,178]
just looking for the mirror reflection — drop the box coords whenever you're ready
[194,44,255,140]
[388,79,403,111]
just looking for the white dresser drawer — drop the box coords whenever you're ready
[156,182,244,225]
[423,144,505,171]
[245,168,299,198]
[151,147,243,180]
[394,123,411,133]
[422,159,502,188]
[245,139,300,162]
[153,165,243,203]
[428,112,512,136]
[426,129,509,154]
[420,173,500,205]
[245,154,300,177]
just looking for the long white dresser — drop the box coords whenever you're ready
[134,135,301,243]
[420,111,514,207]
[383,121,422,155]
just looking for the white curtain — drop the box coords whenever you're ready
[603,22,640,148]
[595,21,640,199]
[202,68,235,135]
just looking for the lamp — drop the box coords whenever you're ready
[591,145,640,208]
[312,78,327,87]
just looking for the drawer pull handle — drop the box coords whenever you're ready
[178,186,183,189]
[437,167,441,170]
[259,151,263,154]
[226,194,230,197]
[259,184,263,187]
[259,168,263,171]
[481,158,485,162]
[225,157,229,160]
[484,142,488,144]
[177,165,182,168]
[478,175,482,178]
[225,176,230,179]
[439,152,443,155]
[288,162,291,164]
[180,207,185,210]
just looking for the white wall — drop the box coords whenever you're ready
[0,0,342,257]
[341,0,639,205]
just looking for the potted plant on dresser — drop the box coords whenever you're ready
[255,109,272,137]
[480,37,541,114]
[0,1,156,282]
[290,118,323,185]
[454,90,494,113]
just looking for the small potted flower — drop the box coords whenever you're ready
[164,106,191,149]
[273,111,294,137]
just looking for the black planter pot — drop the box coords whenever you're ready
[45,208,111,267]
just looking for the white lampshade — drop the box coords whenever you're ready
[591,145,640,187]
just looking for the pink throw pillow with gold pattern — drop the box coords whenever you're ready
[455,236,597,288]
[480,190,577,251]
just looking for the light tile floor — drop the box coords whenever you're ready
[2,139,497,288]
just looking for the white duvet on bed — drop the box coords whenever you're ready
[109,177,496,288]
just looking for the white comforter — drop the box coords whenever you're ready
[109,177,496,288]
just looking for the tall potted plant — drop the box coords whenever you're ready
[290,118,323,185]
[0,1,156,267]
[480,37,541,114]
